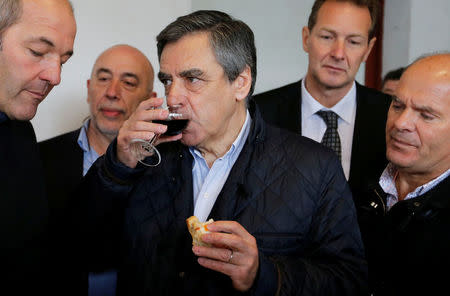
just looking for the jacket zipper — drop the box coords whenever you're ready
[373,187,387,215]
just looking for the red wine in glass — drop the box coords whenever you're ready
[153,118,188,136]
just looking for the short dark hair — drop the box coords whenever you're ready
[307,0,380,40]
[156,10,257,100]
[382,67,405,86]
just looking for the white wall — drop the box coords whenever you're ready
[383,0,450,77]
[32,0,191,141]
[409,0,450,61]
[382,0,411,76]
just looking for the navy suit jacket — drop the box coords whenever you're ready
[253,80,391,200]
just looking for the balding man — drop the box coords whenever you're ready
[0,0,76,293]
[357,53,450,295]
[39,44,155,296]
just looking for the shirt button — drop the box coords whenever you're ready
[204,193,209,198]
[413,201,421,207]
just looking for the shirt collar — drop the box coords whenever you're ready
[190,109,252,163]
[77,118,91,153]
[379,163,399,197]
[0,111,9,123]
[380,163,450,201]
[301,79,356,124]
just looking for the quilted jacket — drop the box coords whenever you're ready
[76,102,368,296]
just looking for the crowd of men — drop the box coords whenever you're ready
[1,0,448,295]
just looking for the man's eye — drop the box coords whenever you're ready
[320,35,332,40]
[349,40,362,46]
[392,103,403,111]
[30,49,44,57]
[421,113,434,120]
[124,81,137,87]
[161,79,172,86]
[187,77,199,83]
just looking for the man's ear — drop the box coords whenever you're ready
[86,79,91,103]
[302,26,310,53]
[234,66,252,102]
[363,37,377,62]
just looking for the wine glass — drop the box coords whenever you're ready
[129,104,189,167]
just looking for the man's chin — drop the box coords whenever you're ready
[387,150,417,170]
[315,73,352,90]
[322,79,352,90]
[9,105,38,121]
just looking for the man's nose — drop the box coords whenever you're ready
[330,40,346,60]
[106,79,120,99]
[40,61,61,86]
[393,109,416,131]
[165,81,184,106]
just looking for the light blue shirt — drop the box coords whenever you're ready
[190,110,252,222]
[77,118,116,296]
[301,79,357,179]
[77,119,100,176]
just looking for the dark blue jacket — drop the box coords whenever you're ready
[76,103,368,295]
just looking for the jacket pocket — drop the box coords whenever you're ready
[254,233,304,255]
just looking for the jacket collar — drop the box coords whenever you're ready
[246,98,266,145]
[0,111,9,124]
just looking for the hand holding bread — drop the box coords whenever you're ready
[187,217,259,292]
[186,216,214,247]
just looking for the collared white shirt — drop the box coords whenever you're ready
[379,163,450,210]
[301,79,357,179]
[190,110,252,222]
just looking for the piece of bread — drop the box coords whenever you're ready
[186,216,214,247]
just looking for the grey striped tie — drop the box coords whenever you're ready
[316,110,341,161]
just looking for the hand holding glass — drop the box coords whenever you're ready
[129,104,188,166]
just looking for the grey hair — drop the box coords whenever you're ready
[156,10,257,101]
[0,0,74,49]
[0,0,22,49]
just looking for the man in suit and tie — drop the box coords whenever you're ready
[254,0,391,201]
[39,44,156,295]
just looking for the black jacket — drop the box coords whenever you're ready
[39,129,87,295]
[356,174,450,295]
[253,80,391,202]
[76,102,368,295]
[0,118,50,293]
